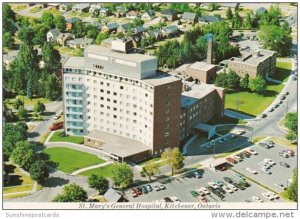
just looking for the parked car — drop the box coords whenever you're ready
[49,121,63,131]
[242,150,251,157]
[258,143,271,149]
[248,148,258,155]
[190,190,199,198]
[274,183,287,190]
[192,171,203,178]
[264,158,276,166]
[235,173,246,181]
[246,168,257,174]
[262,192,274,200]
[226,157,238,164]
[261,113,267,118]
[285,92,289,96]
[292,76,297,81]
[233,155,243,162]
[279,95,286,100]
[228,184,238,191]
[269,107,275,112]
[163,197,172,202]
[170,196,181,203]
[213,180,224,187]
[224,177,234,184]
[261,168,272,175]
[279,151,290,158]
[199,187,210,195]
[287,150,295,156]
[222,186,234,193]
[267,141,275,147]
[252,196,263,202]
[267,192,279,199]
[208,182,219,189]
[218,138,225,144]
[146,184,153,192]
[197,196,208,203]
[135,187,142,195]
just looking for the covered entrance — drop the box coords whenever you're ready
[194,123,216,139]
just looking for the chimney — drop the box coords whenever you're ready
[207,34,213,64]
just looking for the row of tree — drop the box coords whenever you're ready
[4,122,49,183]
[284,112,297,142]
[155,22,239,69]
[215,71,267,94]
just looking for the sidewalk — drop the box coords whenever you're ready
[70,161,113,175]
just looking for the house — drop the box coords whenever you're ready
[103,188,123,202]
[72,3,90,13]
[47,3,60,9]
[254,7,267,15]
[59,3,72,12]
[133,26,147,35]
[47,29,61,43]
[129,34,142,48]
[89,4,102,13]
[56,33,74,47]
[161,9,177,21]
[111,38,134,53]
[162,25,180,38]
[198,16,222,24]
[145,29,163,41]
[90,21,103,30]
[35,3,47,8]
[99,7,110,17]
[115,6,128,18]
[182,12,198,23]
[66,17,81,30]
[141,10,155,20]
[126,10,139,19]
[102,22,120,33]
[67,37,93,49]
[117,23,131,33]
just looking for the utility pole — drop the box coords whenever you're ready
[286,98,289,116]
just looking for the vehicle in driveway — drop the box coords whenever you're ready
[49,121,63,131]
[246,168,257,174]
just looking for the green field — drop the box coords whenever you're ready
[78,164,117,178]
[29,6,42,13]
[49,131,84,144]
[5,95,51,109]
[44,147,105,173]
[225,82,284,116]
[271,61,292,82]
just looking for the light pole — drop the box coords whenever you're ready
[286,97,289,116]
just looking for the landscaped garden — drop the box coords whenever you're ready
[48,131,84,144]
[44,147,105,173]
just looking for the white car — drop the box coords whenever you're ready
[222,186,234,193]
[267,192,279,199]
[273,183,286,190]
[248,149,258,155]
[264,158,276,166]
[170,196,181,203]
[246,168,257,174]
[199,187,210,195]
[262,192,274,200]
[233,155,243,161]
[252,196,263,202]
[228,184,238,191]
[196,189,206,196]
[236,129,245,135]
[261,168,272,174]
[208,182,219,189]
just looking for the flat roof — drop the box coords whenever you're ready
[181,82,218,108]
[230,49,276,66]
[86,130,151,158]
[63,57,85,68]
[142,73,181,86]
[194,123,216,133]
[188,61,216,72]
[85,45,156,62]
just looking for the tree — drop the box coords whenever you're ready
[244,13,252,29]
[226,70,241,91]
[142,161,160,181]
[34,101,46,115]
[33,24,50,45]
[232,10,243,29]
[95,32,110,45]
[161,147,184,176]
[249,75,267,94]
[286,169,297,201]
[284,113,297,132]
[3,32,14,49]
[86,27,99,40]
[17,105,27,120]
[42,42,61,73]
[286,130,297,142]
[132,18,144,27]
[208,3,220,11]
[54,15,66,31]
[41,11,54,28]
[71,21,85,38]
[226,7,233,20]
[14,98,24,110]
[11,141,35,170]
[3,3,16,34]
[240,74,249,90]
[112,163,133,189]
[52,183,88,202]
[29,160,49,183]
[88,174,109,194]
[181,41,194,63]
[214,72,228,88]
[45,74,61,100]
[258,25,292,57]
[18,27,35,45]
[26,80,33,99]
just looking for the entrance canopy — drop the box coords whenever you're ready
[194,123,216,139]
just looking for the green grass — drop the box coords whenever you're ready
[13,5,27,11]
[4,192,32,199]
[251,135,266,143]
[225,82,284,116]
[44,147,105,173]
[39,131,51,144]
[49,131,84,144]
[269,137,297,148]
[4,185,33,194]
[78,164,117,178]
[6,95,51,107]
[207,116,246,125]
[47,8,62,16]
[29,6,42,13]
[78,12,92,18]
[139,157,162,166]
[271,62,292,82]
[279,190,295,202]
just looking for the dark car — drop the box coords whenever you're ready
[164,197,173,202]
[285,92,289,95]
[261,113,267,118]
[224,177,234,184]
[279,162,290,168]
[141,186,148,194]
[280,95,286,100]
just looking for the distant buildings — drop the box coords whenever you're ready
[72,3,90,13]
[182,12,198,23]
[198,16,222,24]
[228,49,276,78]
[161,9,178,21]
[59,3,72,12]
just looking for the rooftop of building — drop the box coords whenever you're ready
[86,130,151,158]
[229,49,276,66]
[63,56,85,68]
[188,61,216,72]
[142,72,181,86]
[85,45,157,62]
[181,81,221,108]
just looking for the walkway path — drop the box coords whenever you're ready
[71,161,113,175]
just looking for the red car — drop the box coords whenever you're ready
[132,187,142,196]
[49,122,64,131]
[226,157,237,164]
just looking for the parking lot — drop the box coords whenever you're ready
[125,168,283,203]
[231,141,297,193]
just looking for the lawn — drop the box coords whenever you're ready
[5,95,51,108]
[13,5,27,11]
[78,164,117,178]
[29,6,42,13]
[225,82,284,116]
[39,131,51,144]
[44,147,105,173]
[138,156,162,166]
[49,131,84,144]
[251,135,266,143]
[47,8,62,16]
[271,61,292,82]
[269,137,297,148]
